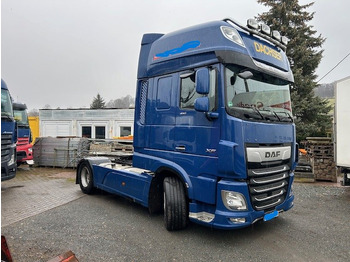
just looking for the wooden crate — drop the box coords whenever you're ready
[306,137,336,182]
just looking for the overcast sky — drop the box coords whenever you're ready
[2,0,350,110]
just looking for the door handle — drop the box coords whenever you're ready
[175,146,186,151]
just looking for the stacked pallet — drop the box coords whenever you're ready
[88,139,133,156]
[33,137,90,168]
[306,137,336,182]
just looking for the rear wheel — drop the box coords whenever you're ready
[163,177,188,231]
[78,162,94,194]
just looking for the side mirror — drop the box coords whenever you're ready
[195,68,210,95]
[194,97,209,112]
[238,71,253,80]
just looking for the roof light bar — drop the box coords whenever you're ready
[281,36,289,46]
[224,18,288,51]
[272,30,281,41]
[260,23,271,35]
[247,18,259,30]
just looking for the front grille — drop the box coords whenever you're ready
[1,134,12,160]
[17,151,27,161]
[247,145,291,212]
[17,137,29,146]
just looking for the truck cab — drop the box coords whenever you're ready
[133,18,297,228]
[1,79,17,180]
[13,102,33,166]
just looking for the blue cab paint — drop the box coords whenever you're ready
[77,19,297,230]
[1,79,17,181]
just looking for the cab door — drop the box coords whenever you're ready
[174,66,220,157]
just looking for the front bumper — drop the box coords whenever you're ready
[1,146,17,181]
[16,143,33,162]
[189,175,294,230]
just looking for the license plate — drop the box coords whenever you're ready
[264,210,278,221]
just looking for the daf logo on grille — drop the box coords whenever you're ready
[265,151,281,158]
[247,146,291,163]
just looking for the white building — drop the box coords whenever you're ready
[39,108,134,139]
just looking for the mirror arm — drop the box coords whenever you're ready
[206,112,219,120]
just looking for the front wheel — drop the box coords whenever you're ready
[163,177,188,231]
[78,162,95,194]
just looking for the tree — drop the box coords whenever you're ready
[28,108,39,117]
[106,95,134,109]
[257,0,332,142]
[90,93,106,109]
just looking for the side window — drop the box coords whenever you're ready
[180,73,200,109]
[180,68,216,110]
[208,69,217,111]
[157,77,172,110]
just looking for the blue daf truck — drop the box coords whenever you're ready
[1,79,17,181]
[77,18,298,230]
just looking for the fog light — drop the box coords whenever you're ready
[221,190,247,211]
[230,217,246,224]
[189,212,215,223]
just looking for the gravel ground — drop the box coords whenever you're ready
[1,167,350,262]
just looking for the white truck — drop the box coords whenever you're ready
[334,76,350,186]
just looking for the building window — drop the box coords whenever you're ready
[95,126,105,139]
[120,126,131,137]
[82,126,91,138]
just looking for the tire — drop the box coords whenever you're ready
[344,172,350,186]
[163,177,188,231]
[78,162,95,194]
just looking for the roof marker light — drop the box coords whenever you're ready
[272,30,281,41]
[281,36,289,46]
[247,19,259,30]
[220,26,245,47]
[260,23,271,35]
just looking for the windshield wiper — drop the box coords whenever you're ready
[245,106,265,120]
[272,111,281,121]
[260,107,281,122]
[275,111,294,123]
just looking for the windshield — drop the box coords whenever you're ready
[14,109,29,126]
[225,65,293,122]
[1,89,14,118]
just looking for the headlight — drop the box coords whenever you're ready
[221,190,247,211]
[28,148,33,153]
[8,154,15,166]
